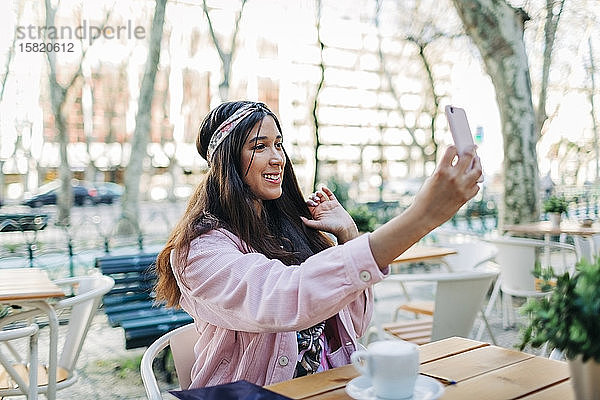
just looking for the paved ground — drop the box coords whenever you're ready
[3,278,543,400]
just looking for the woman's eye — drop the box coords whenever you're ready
[252,144,266,150]
[275,142,284,149]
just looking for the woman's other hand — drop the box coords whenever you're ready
[301,186,359,244]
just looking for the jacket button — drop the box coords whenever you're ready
[278,356,289,366]
[359,270,371,282]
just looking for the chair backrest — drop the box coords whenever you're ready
[169,324,199,390]
[573,236,594,263]
[385,266,499,341]
[574,234,600,264]
[488,237,538,293]
[438,241,498,271]
[141,323,198,400]
[53,275,115,372]
[487,237,576,295]
[430,268,498,341]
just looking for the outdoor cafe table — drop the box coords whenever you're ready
[390,245,457,273]
[0,268,65,400]
[504,220,600,264]
[503,220,600,238]
[266,337,573,399]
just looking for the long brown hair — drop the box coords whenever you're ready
[155,101,333,307]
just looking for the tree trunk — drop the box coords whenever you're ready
[311,0,324,191]
[589,37,599,183]
[452,0,539,225]
[119,0,167,235]
[45,0,73,225]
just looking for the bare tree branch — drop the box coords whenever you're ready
[0,2,25,102]
[536,0,565,139]
[311,0,324,191]
[229,0,248,66]
[374,0,418,147]
[202,0,226,61]
[202,0,248,100]
[44,0,114,224]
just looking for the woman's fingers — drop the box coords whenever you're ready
[301,216,322,230]
[439,145,458,167]
[321,186,337,201]
[306,199,318,207]
[313,190,327,201]
[455,146,477,174]
[307,186,339,207]
[467,155,483,182]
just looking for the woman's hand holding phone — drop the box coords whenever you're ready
[445,105,483,182]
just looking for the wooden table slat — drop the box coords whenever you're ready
[267,364,358,399]
[518,380,575,400]
[440,356,570,400]
[419,337,490,364]
[421,345,533,383]
[305,387,349,400]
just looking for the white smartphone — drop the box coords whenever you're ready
[445,105,483,181]
[445,105,475,154]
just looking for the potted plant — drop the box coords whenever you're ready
[543,195,568,227]
[519,259,600,399]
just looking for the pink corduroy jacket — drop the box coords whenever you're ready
[171,228,388,388]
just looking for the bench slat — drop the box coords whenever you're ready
[102,293,150,306]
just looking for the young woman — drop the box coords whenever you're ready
[154,100,481,388]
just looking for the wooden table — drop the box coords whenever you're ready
[0,268,65,400]
[0,269,65,301]
[390,245,457,275]
[504,220,600,237]
[266,337,572,399]
[503,220,596,265]
[393,245,457,264]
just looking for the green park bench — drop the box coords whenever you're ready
[95,252,193,350]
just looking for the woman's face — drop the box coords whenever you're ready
[240,116,286,201]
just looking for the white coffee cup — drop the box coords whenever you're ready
[351,340,419,399]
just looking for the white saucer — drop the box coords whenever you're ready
[345,375,444,400]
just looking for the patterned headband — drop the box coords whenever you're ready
[206,103,263,163]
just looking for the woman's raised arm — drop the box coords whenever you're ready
[369,145,481,269]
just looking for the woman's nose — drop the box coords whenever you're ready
[269,148,283,165]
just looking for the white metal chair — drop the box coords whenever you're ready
[390,238,499,343]
[485,237,576,329]
[436,241,498,272]
[141,323,199,400]
[573,234,600,263]
[0,323,39,399]
[0,274,114,398]
[377,266,499,345]
[573,236,594,263]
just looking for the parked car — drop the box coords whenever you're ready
[92,182,123,204]
[22,180,97,207]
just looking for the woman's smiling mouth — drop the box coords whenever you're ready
[263,173,281,183]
